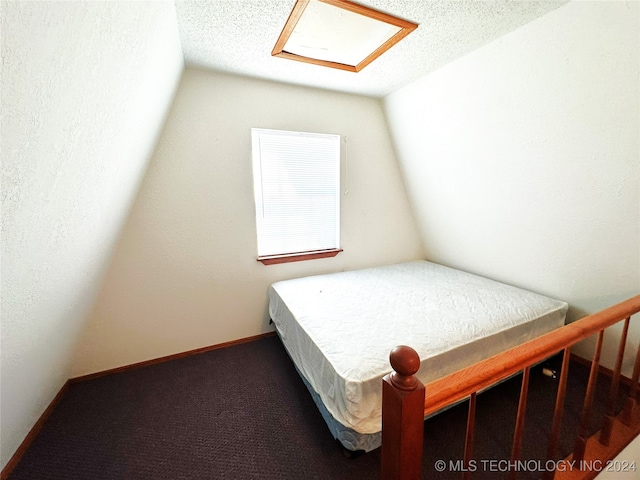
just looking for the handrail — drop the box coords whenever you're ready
[424,295,640,416]
[381,294,640,480]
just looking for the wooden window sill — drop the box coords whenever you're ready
[258,249,343,265]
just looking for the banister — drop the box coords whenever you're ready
[424,295,640,416]
[382,295,640,480]
[381,346,425,480]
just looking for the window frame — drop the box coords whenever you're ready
[251,128,342,265]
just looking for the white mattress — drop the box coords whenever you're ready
[269,261,568,435]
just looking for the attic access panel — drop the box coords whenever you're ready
[272,0,418,72]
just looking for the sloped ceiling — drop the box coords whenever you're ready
[175,0,569,97]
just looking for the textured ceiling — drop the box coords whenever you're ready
[175,0,569,98]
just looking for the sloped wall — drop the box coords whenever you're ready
[383,1,639,374]
[71,68,425,377]
[1,1,183,469]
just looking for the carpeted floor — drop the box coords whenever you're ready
[8,335,623,479]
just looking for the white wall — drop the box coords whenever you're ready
[0,1,183,469]
[70,68,425,376]
[383,1,639,374]
[594,435,640,480]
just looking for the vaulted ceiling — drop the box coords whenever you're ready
[175,0,569,97]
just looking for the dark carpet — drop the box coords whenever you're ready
[8,335,625,479]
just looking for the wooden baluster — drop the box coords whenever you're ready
[622,336,640,426]
[541,348,571,480]
[508,367,531,480]
[573,330,604,463]
[381,346,425,480]
[462,393,477,480]
[599,317,630,445]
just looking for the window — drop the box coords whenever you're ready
[251,128,341,265]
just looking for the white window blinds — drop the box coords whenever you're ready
[251,128,340,258]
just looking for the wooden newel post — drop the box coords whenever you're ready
[381,345,425,480]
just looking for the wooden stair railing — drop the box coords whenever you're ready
[381,295,640,480]
[381,346,426,480]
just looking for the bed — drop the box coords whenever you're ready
[268,260,568,452]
